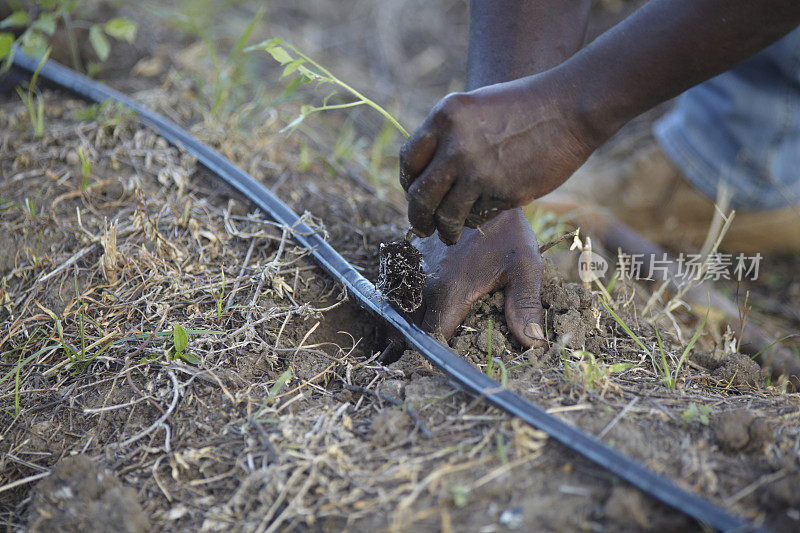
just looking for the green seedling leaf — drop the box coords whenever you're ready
[598,299,652,356]
[178,351,200,365]
[78,146,90,189]
[266,44,292,65]
[245,36,283,53]
[267,368,292,403]
[0,10,30,29]
[173,323,189,353]
[89,24,110,61]
[608,362,635,373]
[104,17,137,43]
[229,7,263,62]
[0,32,13,60]
[451,484,470,508]
[32,14,56,35]
[21,29,47,57]
[681,403,711,427]
[282,58,305,78]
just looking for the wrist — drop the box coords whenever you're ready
[548,53,635,150]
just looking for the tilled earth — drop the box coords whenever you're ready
[1,74,799,533]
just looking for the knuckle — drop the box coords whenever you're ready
[399,140,413,164]
[436,92,468,122]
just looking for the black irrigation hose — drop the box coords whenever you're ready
[10,50,757,533]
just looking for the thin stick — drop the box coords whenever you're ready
[0,471,50,495]
[539,230,578,254]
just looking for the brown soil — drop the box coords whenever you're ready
[2,2,800,533]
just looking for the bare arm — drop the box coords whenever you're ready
[401,0,800,242]
[572,0,800,142]
[395,1,591,351]
[466,0,590,90]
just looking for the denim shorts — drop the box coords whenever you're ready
[654,25,800,211]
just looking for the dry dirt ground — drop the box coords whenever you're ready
[2,1,800,532]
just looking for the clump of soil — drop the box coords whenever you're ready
[444,258,600,367]
[693,351,765,388]
[377,237,426,312]
[712,411,772,453]
[27,456,149,533]
[448,291,515,367]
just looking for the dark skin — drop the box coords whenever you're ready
[403,0,800,348]
[403,0,591,348]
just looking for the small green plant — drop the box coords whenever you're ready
[214,267,226,317]
[166,323,200,364]
[0,2,137,71]
[162,3,263,114]
[250,37,408,137]
[681,403,712,427]
[563,349,634,391]
[450,483,470,508]
[266,368,292,405]
[15,48,49,138]
[78,145,91,190]
[600,297,709,390]
[87,16,137,62]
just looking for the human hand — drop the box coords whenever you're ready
[380,208,545,365]
[399,72,598,245]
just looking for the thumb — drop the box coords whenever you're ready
[504,262,546,349]
[421,281,475,341]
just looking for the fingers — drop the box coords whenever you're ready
[406,157,457,237]
[399,117,438,191]
[504,257,546,349]
[465,197,506,228]
[434,181,481,245]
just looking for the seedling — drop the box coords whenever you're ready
[681,403,712,427]
[88,17,137,62]
[23,197,36,221]
[250,37,408,137]
[600,296,709,389]
[166,323,200,364]
[563,349,634,391]
[15,49,49,138]
[266,368,292,405]
[450,484,470,508]
[215,267,226,318]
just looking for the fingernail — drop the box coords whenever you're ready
[524,323,544,340]
[412,228,425,238]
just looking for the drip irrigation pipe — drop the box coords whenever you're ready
[10,50,757,533]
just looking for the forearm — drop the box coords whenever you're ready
[466,0,590,90]
[560,0,800,142]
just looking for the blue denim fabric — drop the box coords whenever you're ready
[654,26,800,210]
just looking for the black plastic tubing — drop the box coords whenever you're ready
[10,50,756,533]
